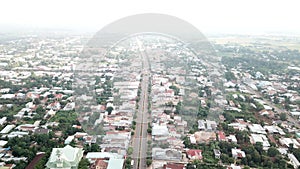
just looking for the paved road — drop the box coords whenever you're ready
[132,37,151,169]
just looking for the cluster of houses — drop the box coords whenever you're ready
[150,72,218,168]
[212,66,300,168]
[1,32,300,169]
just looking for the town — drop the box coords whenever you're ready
[0,31,299,169]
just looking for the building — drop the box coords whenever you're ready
[288,153,300,169]
[194,131,216,143]
[90,159,107,169]
[186,149,202,160]
[0,125,15,134]
[279,138,300,148]
[64,136,75,145]
[250,134,270,148]
[0,140,8,148]
[218,131,226,141]
[106,158,124,169]
[152,148,182,161]
[86,152,123,163]
[46,145,83,169]
[163,163,185,169]
[248,124,266,134]
[226,135,237,143]
[213,149,221,159]
[232,148,246,159]
[227,164,242,169]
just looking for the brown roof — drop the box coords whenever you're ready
[163,163,185,169]
[90,159,108,169]
[25,153,45,169]
[34,128,49,134]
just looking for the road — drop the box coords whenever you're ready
[132,37,151,169]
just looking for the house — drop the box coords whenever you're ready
[152,125,169,141]
[194,131,216,143]
[228,119,247,131]
[63,102,75,111]
[232,148,245,159]
[226,135,237,143]
[152,148,182,161]
[16,124,37,132]
[64,136,75,145]
[213,149,221,159]
[34,128,50,135]
[291,112,300,117]
[227,164,242,169]
[279,138,300,148]
[250,134,270,148]
[0,94,15,99]
[25,102,35,109]
[100,131,131,156]
[206,120,217,131]
[86,152,123,163]
[264,125,285,135]
[46,145,83,169]
[198,120,205,130]
[106,158,124,169]
[7,131,29,138]
[74,132,88,138]
[218,131,226,141]
[163,163,185,169]
[248,124,266,134]
[84,135,97,144]
[47,109,56,117]
[0,117,7,126]
[46,102,61,111]
[90,159,108,169]
[0,140,7,148]
[277,148,288,155]
[186,149,202,160]
[0,88,10,93]
[288,153,300,169]
[0,164,15,169]
[259,109,275,118]
[197,120,217,131]
[0,125,15,134]
[189,135,196,144]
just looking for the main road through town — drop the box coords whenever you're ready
[132,37,151,169]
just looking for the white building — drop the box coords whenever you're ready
[288,153,300,169]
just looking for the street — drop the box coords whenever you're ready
[132,37,151,169]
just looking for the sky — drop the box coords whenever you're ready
[1,0,300,35]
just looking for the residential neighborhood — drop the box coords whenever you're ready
[0,31,299,169]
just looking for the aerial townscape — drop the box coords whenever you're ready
[0,30,299,169]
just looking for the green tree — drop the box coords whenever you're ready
[225,71,237,81]
[221,154,230,164]
[91,143,100,152]
[106,106,114,115]
[279,113,287,121]
[78,158,90,169]
[169,85,180,95]
[252,150,261,163]
[146,159,152,166]
[267,147,280,157]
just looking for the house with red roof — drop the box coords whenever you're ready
[90,159,108,169]
[232,148,246,159]
[218,131,226,141]
[163,163,185,169]
[186,149,203,160]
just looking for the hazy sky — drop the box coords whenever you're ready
[1,0,300,35]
